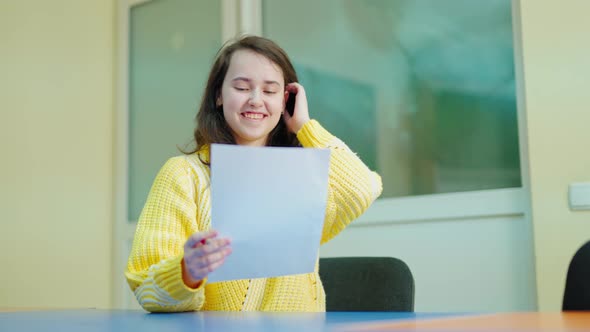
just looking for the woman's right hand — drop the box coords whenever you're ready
[181,229,232,288]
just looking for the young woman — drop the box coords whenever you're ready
[125,36,382,312]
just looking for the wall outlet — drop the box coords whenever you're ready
[569,182,590,211]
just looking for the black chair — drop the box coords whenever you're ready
[319,257,415,312]
[563,241,590,311]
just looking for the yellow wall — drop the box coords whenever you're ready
[519,0,590,311]
[0,1,114,308]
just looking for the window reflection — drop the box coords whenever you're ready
[128,0,221,220]
[263,0,520,197]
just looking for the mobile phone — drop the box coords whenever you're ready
[286,92,296,116]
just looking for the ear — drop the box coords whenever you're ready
[283,90,289,106]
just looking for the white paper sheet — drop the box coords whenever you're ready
[207,143,330,283]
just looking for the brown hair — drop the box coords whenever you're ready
[185,35,300,155]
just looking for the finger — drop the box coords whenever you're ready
[199,236,231,248]
[184,239,231,266]
[202,257,227,274]
[187,247,231,279]
[285,82,298,94]
[286,82,306,96]
[285,83,308,112]
[190,257,227,280]
[206,237,231,248]
[193,239,232,257]
[195,247,232,270]
[185,230,218,249]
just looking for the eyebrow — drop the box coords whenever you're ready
[231,77,281,86]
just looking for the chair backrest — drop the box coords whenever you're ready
[319,257,415,312]
[563,241,590,311]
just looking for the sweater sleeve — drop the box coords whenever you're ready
[296,120,383,244]
[124,156,206,312]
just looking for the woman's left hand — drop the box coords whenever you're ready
[283,82,311,134]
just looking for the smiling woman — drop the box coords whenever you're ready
[124,35,383,312]
[218,49,293,147]
[191,37,302,151]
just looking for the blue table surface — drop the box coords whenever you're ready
[0,309,457,332]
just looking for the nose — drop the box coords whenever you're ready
[248,89,263,107]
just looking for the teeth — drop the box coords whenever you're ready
[244,113,264,119]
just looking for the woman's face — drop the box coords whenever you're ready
[218,49,286,147]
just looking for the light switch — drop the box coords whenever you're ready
[569,182,590,211]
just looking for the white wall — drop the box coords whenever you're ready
[0,0,114,308]
[321,213,536,312]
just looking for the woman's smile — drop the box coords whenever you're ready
[241,112,268,121]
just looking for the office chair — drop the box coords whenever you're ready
[319,256,415,312]
[563,241,590,311]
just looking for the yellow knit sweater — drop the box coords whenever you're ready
[125,120,382,312]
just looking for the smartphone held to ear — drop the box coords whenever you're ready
[285,92,296,116]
